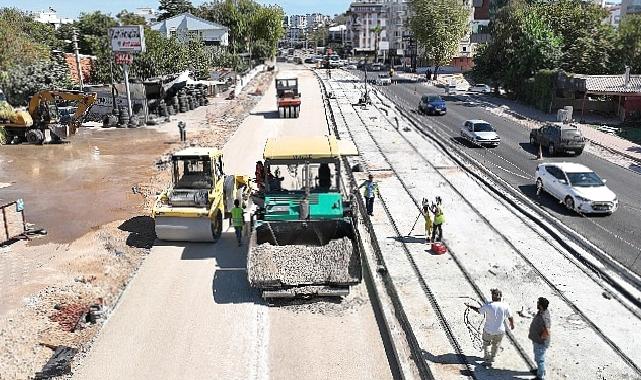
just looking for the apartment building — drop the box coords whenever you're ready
[33,8,74,29]
[132,7,160,25]
[347,1,387,55]
[622,0,641,15]
[289,15,308,29]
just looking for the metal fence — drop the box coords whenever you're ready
[1,201,25,245]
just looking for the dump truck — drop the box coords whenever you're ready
[152,147,251,242]
[0,89,96,144]
[276,73,301,118]
[247,135,362,299]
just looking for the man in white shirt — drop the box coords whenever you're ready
[467,288,515,367]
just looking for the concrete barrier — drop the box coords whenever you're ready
[234,64,265,97]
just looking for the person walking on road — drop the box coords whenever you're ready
[423,204,433,243]
[431,200,444,242]
[466,289,515,367]
[529,297,551,380]
[230,199,244,247]
[359,174,379,216]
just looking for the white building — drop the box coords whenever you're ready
[622,0,641,15]
[132,7,160,25]
[151,13,229,46]
[34,8,74,29]
[306,13,331,30]
[347,1,388,55]
[605,6,622,27]
[289,15,308,29]
[385,0,410,57]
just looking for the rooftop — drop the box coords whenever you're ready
[263,136,358,160]
[574,74,641,94]
[173,146,221,158]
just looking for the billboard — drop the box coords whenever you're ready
[109,26,146,53]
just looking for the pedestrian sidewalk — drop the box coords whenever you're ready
[461,93,641,164]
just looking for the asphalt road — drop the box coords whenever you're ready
[74,65,394,380]
[353,70,641,276]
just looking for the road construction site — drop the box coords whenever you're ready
[319,68,641,379]
[3,62,641,380]
[71,65,394,380]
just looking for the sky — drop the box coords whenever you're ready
[0,0,351,18]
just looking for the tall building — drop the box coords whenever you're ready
[622,0,641,15]
[385,0,411,59]
[347,1,387,56]
[289,15,308,29]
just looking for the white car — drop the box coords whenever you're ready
[460,120,500,147]
[470,83,492,94]
[344,64,358,70]
[376,74,392,86]
[535,162,618,214]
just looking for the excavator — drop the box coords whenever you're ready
[0,89,96,144]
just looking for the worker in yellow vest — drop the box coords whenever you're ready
[231,199,244,247]
[423,204,433,243]
[431,203,445,242]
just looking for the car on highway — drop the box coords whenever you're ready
[371,63,384,71]
[530,123,586,156]
[418,95,447,115]
[470,83,492,94]
[535,162,618,214]
[344,64,358,70]
[376,73,392,86]
[460,120,501,146]
[304,57,315,64]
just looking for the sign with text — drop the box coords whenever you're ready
[114,52,133,65]
[109,26,146,53]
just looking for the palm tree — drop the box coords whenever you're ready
[372,24,382,63]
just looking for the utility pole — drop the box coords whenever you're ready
[72,28,84,90]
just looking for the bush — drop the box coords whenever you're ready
[517,69,558,112]
[0,53,72,105]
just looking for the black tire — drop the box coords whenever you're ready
[564,196,575,211]
[212,211,223,243]
[575,149,583,156]
[26,129,44,144]
[548,143,555,156]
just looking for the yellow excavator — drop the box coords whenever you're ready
[0,89,96,144]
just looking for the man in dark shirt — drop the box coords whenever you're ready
[528,297,551,380]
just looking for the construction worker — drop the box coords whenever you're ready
[358,174,379,216]
[466,289,515,368]
[431,201,444,242]
[423,205,433,243]
[231,199,244,247]
[255,161,265,191]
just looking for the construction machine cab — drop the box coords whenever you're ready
[275,77,299,99]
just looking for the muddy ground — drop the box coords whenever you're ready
[0,70,274,379]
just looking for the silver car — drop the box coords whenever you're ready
[460,120,501,147]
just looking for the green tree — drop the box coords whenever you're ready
[158,0,194,21]
[0,8,54,71]
[75,11,118,55]
[117,10,147,26]
[1,52,71,105]
[472,0,562,94]
[248,5,285,59]
[535,0,615,74]
[616,14,641,73]
[409,0,469,78]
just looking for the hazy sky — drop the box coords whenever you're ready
[0,0,350,17]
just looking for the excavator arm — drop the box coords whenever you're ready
[28,90,97,132]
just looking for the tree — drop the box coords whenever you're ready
[74,12,118,55]
[409,0,469,78]
[158,0,194,21]
[1,52,71,105]
[117,10,147,26]
[616,15,641,73]
[0,8,58,71]
[535,0,615,74]
[472,0,562,94]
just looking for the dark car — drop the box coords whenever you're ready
[418,95,447,115]
[529,123,586,156]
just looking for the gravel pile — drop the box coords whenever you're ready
[248,237,360,286]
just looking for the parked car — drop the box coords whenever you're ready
[529,123,586,156]
[470,83,492,94]
[371,63,384,71]
[535,162,617,214]
[418,95,447,115]
[344,64,358,70]
[376,73,392,86]
[460,119,501,146]
[304,57,315,64]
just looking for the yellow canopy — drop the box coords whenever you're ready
[174,146,222,158]
[263,135,358,160]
